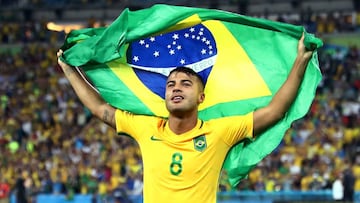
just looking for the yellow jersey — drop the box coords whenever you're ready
[115,110,253,203]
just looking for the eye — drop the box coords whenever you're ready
[183,82,192,87]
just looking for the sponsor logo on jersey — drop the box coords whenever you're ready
[150,135,163,141]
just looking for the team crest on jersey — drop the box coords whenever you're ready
[193,135,207,152]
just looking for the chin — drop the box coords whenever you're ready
[166,103,182,111]
[168,107,186,115]
[168,107,183,113]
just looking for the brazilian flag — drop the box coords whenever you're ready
[60,4,323,187]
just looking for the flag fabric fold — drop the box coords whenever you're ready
[60,4,323,187]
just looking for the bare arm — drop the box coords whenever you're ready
[57,50,116,128]
[253,33,314,135]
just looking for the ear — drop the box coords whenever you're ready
[198,92,205,104]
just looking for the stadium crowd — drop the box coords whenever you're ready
[0,3,360,203]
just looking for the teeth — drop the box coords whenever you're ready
[173,96,183,101]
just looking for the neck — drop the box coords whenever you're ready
[168,113,198,135]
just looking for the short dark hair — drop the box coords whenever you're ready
[168,67,205,89]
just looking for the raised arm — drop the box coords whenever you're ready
[253,33,314,135]
[57,50,116,128]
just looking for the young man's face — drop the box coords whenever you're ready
[165,71,205,115]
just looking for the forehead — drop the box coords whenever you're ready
[167,71,195,81]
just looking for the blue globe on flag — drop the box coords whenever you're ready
[127,23,217,99]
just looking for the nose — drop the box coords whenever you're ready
[172,83,182,92]
[172,88,181,93]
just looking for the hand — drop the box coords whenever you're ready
[297,32,313,62]
[57,49,77,78]
[57,49,71,70]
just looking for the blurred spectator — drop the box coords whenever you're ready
[112,183,132,203]
[332,171,344,201]
[14,177,27,203]
[343,163,356,202]
[0,177,10,203]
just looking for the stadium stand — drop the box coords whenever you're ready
[0,0,359,203]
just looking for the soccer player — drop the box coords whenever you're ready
[57,33,313,202]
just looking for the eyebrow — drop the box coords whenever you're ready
[166,79,193,85]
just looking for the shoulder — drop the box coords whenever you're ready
[206,112,253,125]
[115,109,166,124]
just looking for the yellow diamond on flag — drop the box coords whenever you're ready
[199,20,271,110]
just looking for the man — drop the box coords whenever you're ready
[57,33,313,202]
[343,164,355,202]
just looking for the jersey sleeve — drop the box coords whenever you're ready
[114,109,157,141]
[218,112,254,146]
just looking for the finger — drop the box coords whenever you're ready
[57,49,63,58]
[299,32,303,40]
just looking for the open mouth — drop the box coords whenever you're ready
[171,95,184,102]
